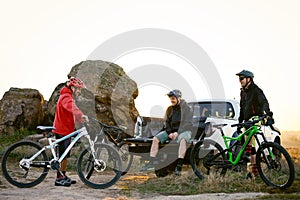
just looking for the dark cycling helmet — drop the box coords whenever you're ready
[167,89,182,98]
[67,77,86,88]
[236,70,254,79]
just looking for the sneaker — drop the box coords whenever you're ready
[140,162,154,172]
[246,172,253,179]
[246,172,259,179]
[65,176,77,184]
[242,155,250,163]
[232,166,241,173]
[174,164,182,176]
[55,177,71,187]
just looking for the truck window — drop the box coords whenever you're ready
[188,102,235,119]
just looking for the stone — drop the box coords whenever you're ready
[0,60,139,139]
[47,60,139,137]
[0,88,44,135]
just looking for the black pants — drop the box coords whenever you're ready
[55,134,71,158]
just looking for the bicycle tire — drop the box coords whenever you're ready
[190,139,227,179]
[256,142,295,189]
[118,143,133,176]
[77,143,122,189]
[1,140,49,188]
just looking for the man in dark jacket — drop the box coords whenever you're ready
[236,70,273,178]
[148,89,193,176]
[237,70,272,123]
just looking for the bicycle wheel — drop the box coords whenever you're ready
[77,143,122,189]
[1,140,49,188]
[256,142,295,189]
[118,143,133,176]
[190,139,227,179]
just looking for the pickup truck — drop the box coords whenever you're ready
[134,99,281,149]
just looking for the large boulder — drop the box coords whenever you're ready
[47,60,139,136]
[0,88,44,135]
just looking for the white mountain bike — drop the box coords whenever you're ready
[1,121,122,189]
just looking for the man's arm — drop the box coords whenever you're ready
[164,107,172,134]
[238,91,244,123]
[178,103,193,133]
[61,96,83,123]
[257,88,271,114]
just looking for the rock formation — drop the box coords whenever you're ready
[68,60,139,135]
[0,88,44,135]
[0,60,139,137]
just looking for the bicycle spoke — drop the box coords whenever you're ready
[77,143,122,189]
[256,142,295,189]
[1,141,49,188]
[191,139,227,179]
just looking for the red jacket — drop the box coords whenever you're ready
[53,87,83,136]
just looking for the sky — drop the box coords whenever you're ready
[0,0,299,130]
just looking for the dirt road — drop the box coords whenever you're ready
[0,171,267,200]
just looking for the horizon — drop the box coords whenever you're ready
[1,84,299,132]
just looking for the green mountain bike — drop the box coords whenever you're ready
[190,115,295,189]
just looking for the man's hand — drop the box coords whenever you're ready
[237,127,242,134]
[169,132,178,140]
[82,115,89,123]
[265,111,274,125]
[267,111,273,118]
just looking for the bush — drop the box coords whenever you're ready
[0,128,36,153]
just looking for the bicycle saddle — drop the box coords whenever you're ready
[36,126,56,132]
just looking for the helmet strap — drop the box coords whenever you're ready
[245,78,252,88]
[176,97,181,105]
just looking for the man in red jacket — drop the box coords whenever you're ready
[53,77,88,186]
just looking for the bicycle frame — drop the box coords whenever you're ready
[90,118,125,147]
[220,125,267,166]
[21,126,96,167]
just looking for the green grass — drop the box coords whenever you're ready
[0,128,36,153]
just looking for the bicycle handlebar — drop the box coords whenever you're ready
[213,124,228,129]
[231,115,268,128]
[88,117,126,132]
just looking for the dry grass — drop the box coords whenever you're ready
[287,147,300,164]
[127,168,265,195]
[122,150,300,198]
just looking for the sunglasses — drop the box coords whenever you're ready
[239,77,246,81]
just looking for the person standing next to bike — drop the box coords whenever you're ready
[236,70,273,179]
[53,77,88,186]
[148,89,193,176]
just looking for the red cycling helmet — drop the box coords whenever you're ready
[67,77,86,88]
